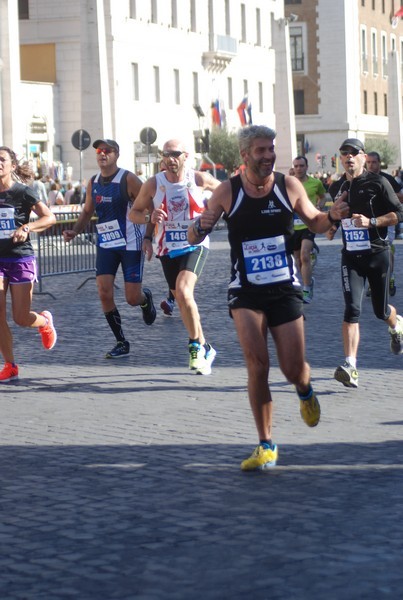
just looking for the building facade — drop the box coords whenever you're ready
[286,0,403,172]
[0,0,295,183]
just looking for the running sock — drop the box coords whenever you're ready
[346,356,357,368]
[260,440,274,450]
[189,338,201,345]
[104,308,125,342]
[297,385,313,401]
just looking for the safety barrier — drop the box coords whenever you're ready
[30,207,98,297]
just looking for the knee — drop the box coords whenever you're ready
[344,306,360,322]
[126,290,143,306]
[97,285,113,305]
[282,359,308,385]
[245,351,269,379]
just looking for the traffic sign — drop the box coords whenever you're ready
[140,127,157,146]
[71,129,91,151]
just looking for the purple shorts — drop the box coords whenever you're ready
[0,256,38,284]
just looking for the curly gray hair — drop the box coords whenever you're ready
[238,125,276,153]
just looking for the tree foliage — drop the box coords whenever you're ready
[365,138,397,168]
[208,128,241,174]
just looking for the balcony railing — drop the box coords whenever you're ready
[292,56,304,71]
[202,34,237,71]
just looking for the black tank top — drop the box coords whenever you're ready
[224,173,297,289]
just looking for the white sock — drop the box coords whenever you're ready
[346,356,356,368]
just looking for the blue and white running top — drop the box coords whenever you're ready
[91,169,145,250]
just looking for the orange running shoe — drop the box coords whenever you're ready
[0,362,19,383]
[39,310,57,350]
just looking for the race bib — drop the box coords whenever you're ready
[342,218,371,252]
[0,207,16,239]
[242,235,291,285]
[165,220,192,251]
[96,219,126,248]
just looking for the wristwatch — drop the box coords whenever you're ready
[144,213,151,223]
[370,217,377,228]
[22,225,30,233]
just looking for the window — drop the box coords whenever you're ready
[361,28,368,72]
[190,0,196,32]
[294,90,305,115]
[193,72,199,105]
[285,0,301,3]
[154,66,160,103]
[151,0,157,24]
[174,69,180,104]
[18,0,29,19]
[132,63,139,101]
[258,82,263,112]
[256,9,261,46]
[384,93,387,116]
[363,90,368,114]
[371,30,378,75]
[225,0,231,35]
[374,91,378,115]
[372,0,375,8]
[243,79,248,95]
[227,77,233,110]
[381,34,387,77]
[171,0,178,28]
[382,0,385,13]
[129,0,136,19]
[241,4,246,43]
[290,27,304,71]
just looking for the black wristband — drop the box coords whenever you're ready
[194,217,212,236]
[327,211,338,225]
[143,235,153,241]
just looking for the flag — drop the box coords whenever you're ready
[237,96,252,126]
[394,7,403,17]
[211,99,222,127]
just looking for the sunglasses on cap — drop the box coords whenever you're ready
[161,150,184,158]
[340,149,362,157]
[95,147,115,155]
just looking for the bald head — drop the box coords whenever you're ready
[163,139,188,154]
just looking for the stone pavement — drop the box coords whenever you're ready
[1,229,403,600]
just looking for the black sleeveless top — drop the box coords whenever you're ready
[224,172,298,290]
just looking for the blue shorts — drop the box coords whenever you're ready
[96,247,144,283]
[0,256,37,284]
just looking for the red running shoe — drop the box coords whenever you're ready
[39,311,57,350]
[0,362,19,383]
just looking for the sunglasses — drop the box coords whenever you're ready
[161,150,184,158]
[95,147,115,155]
[340,149,362,156]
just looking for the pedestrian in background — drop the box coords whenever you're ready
[63,138,156,359]
[130,138,220,375]
[328,138,403,389]
[290,155,326,303]
[365,151,403,297]
[0,146,57,383]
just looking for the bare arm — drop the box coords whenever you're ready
[286,176,349,234]
[187,180,230,245]
[28,201,56,232]
[62,180,95,242]
[128,178,158,224]
[194,171,222,193]
[12,201,56,244]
